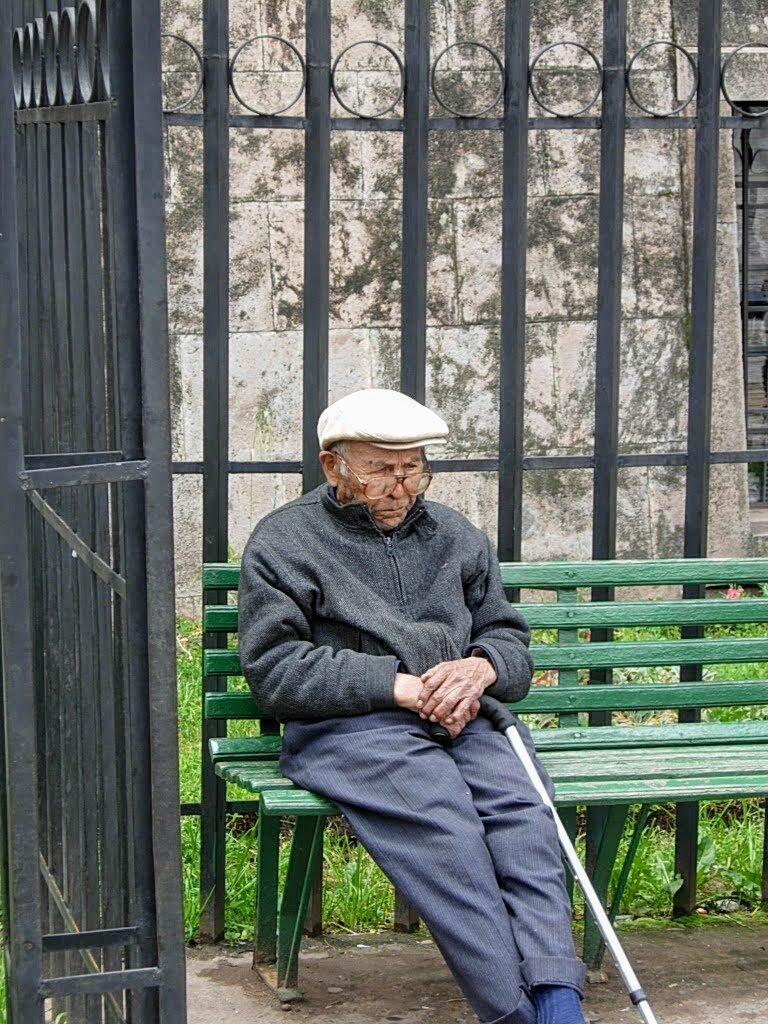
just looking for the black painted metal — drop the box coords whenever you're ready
[400,0,430,401]
[2,0,186,1019]
[172,0,765,944]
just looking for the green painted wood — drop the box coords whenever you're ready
[203,563,241,588]
[204,650,243,676]
[501,558,768,589]
[529,721,768,750]
[205,692,260,718]
[204,605,239,631]
[515,680,768,713]
[520,598,768,629]
[261,789,340,817]
[214,762,294,790]
[555,587,580,728]
[208,736,282,763]
[254,812,280,964]
[277,817,325,993]
[531,637,768,670]
[553,773,768,807]
[540,745,768,783]
[583,805,628,969]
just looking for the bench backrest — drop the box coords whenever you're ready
[202,558,768,725]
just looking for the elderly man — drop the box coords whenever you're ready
[239,389,587,1024]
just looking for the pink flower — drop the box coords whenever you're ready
[726,586,742,600]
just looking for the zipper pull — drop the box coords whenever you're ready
[385,536,393,556]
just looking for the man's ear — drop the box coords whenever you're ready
[319,450,340,486]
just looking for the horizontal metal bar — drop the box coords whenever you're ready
[524,455,594,469]
[618,452,687,467]
[20,461,149,489]
[172,460,302,474]
[40,967,162,998]
[43,928,140,953]
[27,491,127,598]
[16,102,112,125]
[431,458,499,472]
[24,451,123,469]
[711,449,768,464]
[180,800,259,816]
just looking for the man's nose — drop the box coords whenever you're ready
[390,477,407,497]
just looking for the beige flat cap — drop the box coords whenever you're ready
[318,389,449,451]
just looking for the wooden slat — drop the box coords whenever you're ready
[261,789,339,817]
[214,762,293,790]
[531,637,768,670]
[501,557,768,589]
[209,736,282,763]
[553,773,768,807]
[540,745,768,783]
[204,692,260,719]
[203,563,241,589]
[204,650,243,677]
[515,680,768,713]
[530,720,768,750]
[520,598,768,630]
[204,605,239,631]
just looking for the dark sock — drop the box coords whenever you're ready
[532,984,585,1024]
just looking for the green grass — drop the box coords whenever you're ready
[178,612,768,942]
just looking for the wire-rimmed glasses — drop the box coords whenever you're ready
[334,453,433,500]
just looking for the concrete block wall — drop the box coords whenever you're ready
[161,1,767,615]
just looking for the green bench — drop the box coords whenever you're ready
[200,557,768,1002]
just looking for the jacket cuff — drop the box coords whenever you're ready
[362,656,400,711]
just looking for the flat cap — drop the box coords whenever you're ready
[318,389,449,451]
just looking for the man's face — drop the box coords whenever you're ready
[319,441,425,530]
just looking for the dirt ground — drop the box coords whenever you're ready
[187,920,768,1024]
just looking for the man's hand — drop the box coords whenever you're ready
[394,672,425,712]
[417,657,497,729]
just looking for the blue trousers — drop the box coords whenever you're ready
[281,710,586,1024]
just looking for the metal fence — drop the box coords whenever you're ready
[160,0,768,941]
[1,1,186,1021]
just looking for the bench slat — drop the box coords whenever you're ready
[205,692,261,718]
[542,745,768,782]
[214,762,292,789]
[521,598,768,629]
[204,597,768,634]
[516,681,768,713]
[500,558,768,588]
[553,773,768,807]
[261,789,339,817]
[209,736,282,762]
[203,564,241,589]
[531,637,768,670]
[530,720,768,749]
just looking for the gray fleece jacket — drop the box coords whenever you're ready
[238,485,533,721]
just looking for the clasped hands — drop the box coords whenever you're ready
[394,656,497,740]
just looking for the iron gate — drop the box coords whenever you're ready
[161,0,768,941]
[1,1,186,1021]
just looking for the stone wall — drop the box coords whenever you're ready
[161,1,767,616]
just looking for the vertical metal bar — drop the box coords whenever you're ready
[302,0,331,491]
[740,128,750,422]
[675,0,722,918]
[400,0,429,401]
[497,0,530,565]
[199,0,231,944]
[585,0,627,897]
[129,1,188,1015]
[107,1,160,1015]
[0,2,45,1017]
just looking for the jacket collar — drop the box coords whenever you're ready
[320,486,438,538]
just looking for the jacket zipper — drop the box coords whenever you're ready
[385,536,408,608]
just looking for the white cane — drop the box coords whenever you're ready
[476,696,659,1024]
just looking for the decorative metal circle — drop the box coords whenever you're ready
[12,27,24,109]
[529,41,602,117]
[626,41,697,117]
[431,40,505,118]
[44,13,61,106]
[721,42,768,117]
[58,8,77,105]
[22,24,34,109]
[161,34,204,113]
[229,35,306,116]
[97,0,110,99]
[76,0,98,103]
[31,18,45,108]
[331,40,404,118]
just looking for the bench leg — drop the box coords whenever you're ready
[253,810,280,965]
[559,807,578,904]
[200,725,227,942]
[276,816,325,1000]
[394,889,420,932]
[582,805,628,973]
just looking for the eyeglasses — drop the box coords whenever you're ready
[335,453,433,500]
